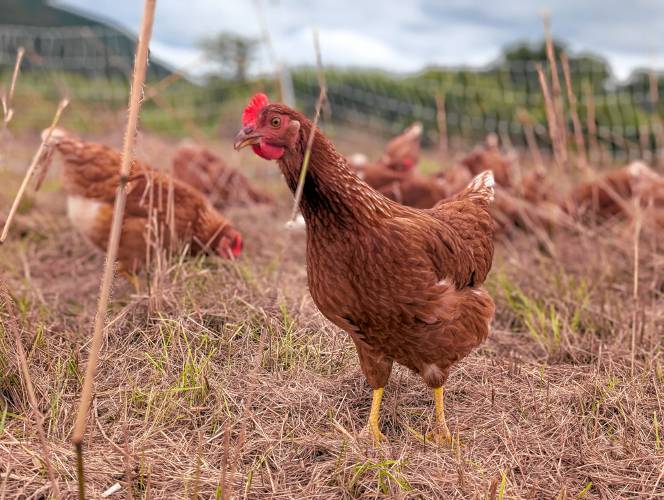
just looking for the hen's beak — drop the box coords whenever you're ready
[233,128,261,151]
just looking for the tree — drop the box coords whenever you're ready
[499,39,611,90]
[503,40,569,63]
[200,32,258,82]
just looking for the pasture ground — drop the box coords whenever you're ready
[0,130,663,498]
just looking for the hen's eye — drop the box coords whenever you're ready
[270,116,281,128]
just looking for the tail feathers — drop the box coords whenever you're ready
[348,153,368,168]
[40,126,69,144]
[35,128,71,190]
[627,160,660,180]
[457,170,495,204]
[404,121,423,139]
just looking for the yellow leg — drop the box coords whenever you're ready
[431,387,452,445]
[367,387,387,443]
[120,270,141,294]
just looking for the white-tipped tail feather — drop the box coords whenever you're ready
[404,121,423,139]
[284,213,306,230]
[467,170,495,203]
[627,160,659,180]
[348,153,368,168]
[41,126,67,143]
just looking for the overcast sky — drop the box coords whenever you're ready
[54,0,664,80]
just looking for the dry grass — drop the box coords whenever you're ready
[1,131,663,499]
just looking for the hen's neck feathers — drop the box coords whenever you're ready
[278,120,392,226]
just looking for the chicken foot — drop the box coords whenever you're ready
[367,387,387,443]
[406,387,452,446]
[430,386,452,445]
[119,269,141,295]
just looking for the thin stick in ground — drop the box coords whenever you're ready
[648,69,662,160]
[288,28,327,224]
[583,80,600,166]
[516,108,544,168]
[253,0,293,105]
[0,99,69,244]
[535,64,564,170]
[542,13,568,165]
[0,283,61,499]
[561,52,587,169]
[435,90,448,166]
[1,47,25,131]
[70,1,156,497]
[225,325,269,500]
[631,199,642,377]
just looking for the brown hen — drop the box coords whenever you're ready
[349,122,423,191]
[562,161,662,221]
[172,142,273,208]
[377,173,449,209]
[39,129,242,287]
[234,94,495,444]
[460,133,514,188]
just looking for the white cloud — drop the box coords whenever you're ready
[52,0,664,80]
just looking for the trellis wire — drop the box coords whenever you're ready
[1,24,663,161]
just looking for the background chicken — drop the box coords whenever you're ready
[373,141,556,237]
[377,173,449,209]
[39,129,242,287]
[460,133,514,188]
[234,94,495,445]
[172,142,274,208]
[381,121,423,171]
[349,121,422,172]
[350,122,422,190]
[562,161,663,221]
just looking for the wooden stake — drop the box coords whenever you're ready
[435,90,448,166]
[0,99,69,244]
[561,53,587,169]
[649,70,662,161]
[1,47,25,130]
[253,0,293,105]
[542,13,567,163]
[583,80,600,165]
[631,199,642,377]
[71,1,156,498]
[516,108,544,168]
[535,64,563,169]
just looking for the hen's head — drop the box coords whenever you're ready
[383,122,422,172]
[233,93,302,160]
[215,226,243,259]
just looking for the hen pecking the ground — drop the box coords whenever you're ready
[234,94,496,445]
[38,129,243,289]
[172,142,274,208]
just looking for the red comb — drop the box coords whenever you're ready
[242,93,269,127]
[231,234,243,257]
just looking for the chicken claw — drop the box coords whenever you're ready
[405,387,453,447]
[365,387,387,444]
[431,387,452,445]
[120,270,141,295]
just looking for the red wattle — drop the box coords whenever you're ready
[255,140,284,160]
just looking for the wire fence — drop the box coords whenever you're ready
[293,69,664,163]
[2,24,664,162]
[0,24,170,77]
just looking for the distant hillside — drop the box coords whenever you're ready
[1,0,110,27]
[0,0,173,79]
